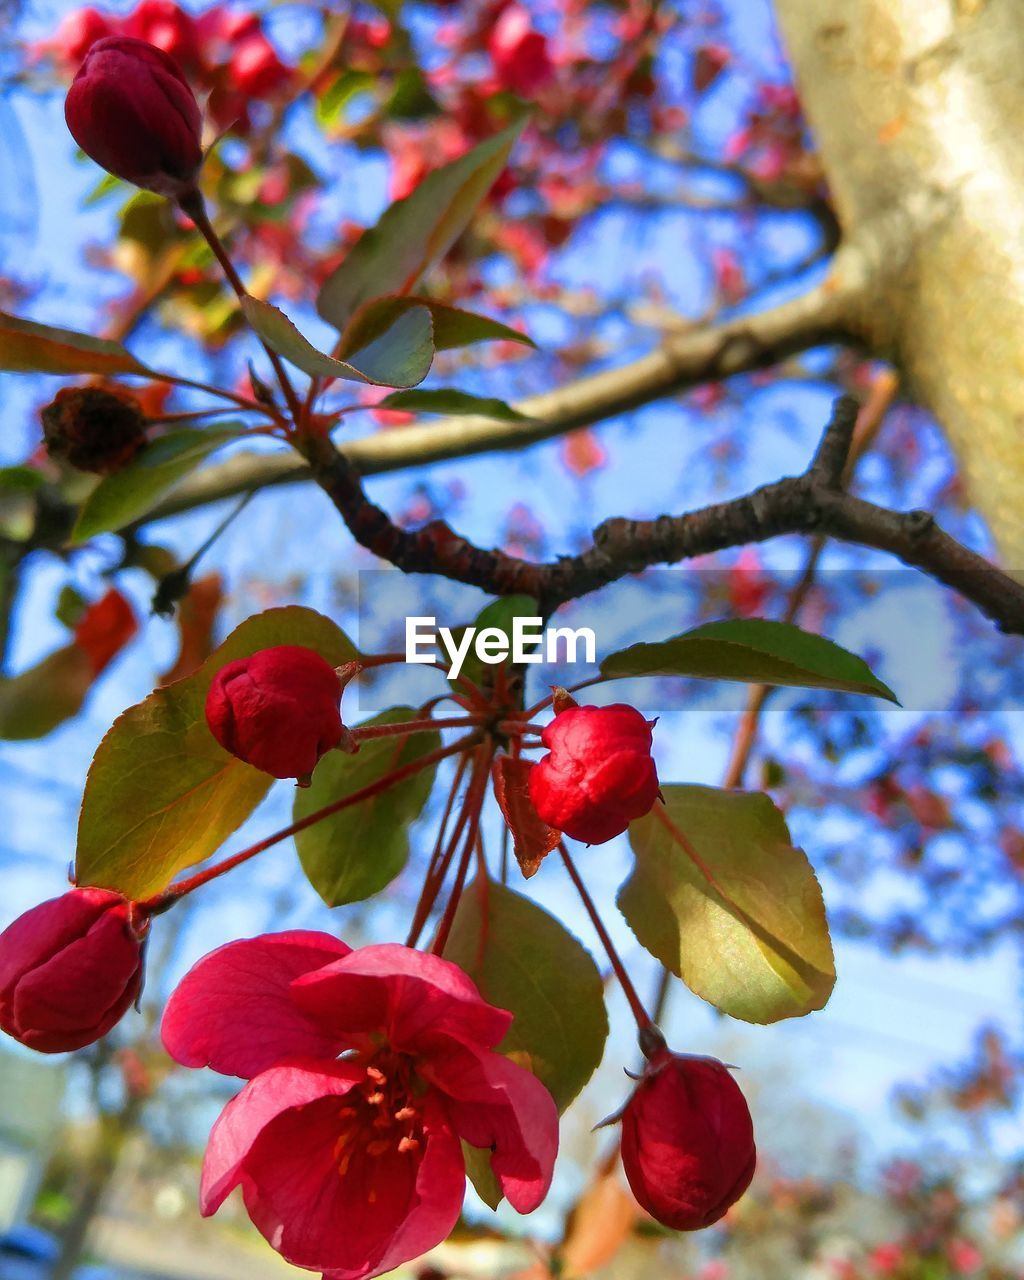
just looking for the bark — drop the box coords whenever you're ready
[774,0,1024,567]
[301,397,1024,633]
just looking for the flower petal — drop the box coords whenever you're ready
[203,1062,464,1278]
[422,1040,558,1213]
[292,942,511,1053]
[162,931,352,1078]
[200,1058,363,1218]
[322,1094,466,1280]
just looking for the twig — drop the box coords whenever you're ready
[299,394,1024,635]
[722,369,900,787]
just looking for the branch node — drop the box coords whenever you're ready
[903,509,935,539]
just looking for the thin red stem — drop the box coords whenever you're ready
[430,744,493,956]
[158,372,271,416]
[180,190,306,429]
[351,716,479,743]
[522,675,605,720]
[141,733,478,911]
[405,752,474,947]
[558,841,652,1030]
[495,719,545,736]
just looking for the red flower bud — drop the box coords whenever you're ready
[0,888,145,1054]
[40,385,147,475]
[528,703,659,843]
[205,645,346,780]
[64,35,202,197]
[620,1052,756,1230]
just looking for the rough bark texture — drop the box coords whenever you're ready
[774,0,1024,567]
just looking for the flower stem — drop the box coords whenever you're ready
[406,752,475,947]
[430,743,494,956]
[522,675,605,720]
[351,716,479,743]
[558,841,652,1030]
[179,189,306,430]
[495,719,545,737]
[141,732,479,912]
[157,373,271,416]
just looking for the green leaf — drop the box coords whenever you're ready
[445,879,608,1112]
[386,67,440,120]
[620,786,836,1024]
[601,618,898,702]
[0,310,152,376]
[463,1143,503,1212]
[315,69,376,128]
[75,607,357,899]
[0,645,95,740]
[55,585,88,630]
[376,389,531,422]
[447,594,538,692]
[84,172,123,206]
[317,120,527,330]
[0,466,45,494]
[71,427,244,543]
[241,296,433,388]
[338,295,535,357]
[293,706,440,906]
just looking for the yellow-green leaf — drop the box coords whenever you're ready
[620,785,835,1024]
[317,121,527,330]
[446,878,608,1112]
[0,645,94,740]
[241,297,433,388]
[72,427,244,543]
[376,388,532,422]
[0,310,152,376]
[337,295,535,357]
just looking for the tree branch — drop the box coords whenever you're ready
[302,395,1024,635]
[145,263,860,521]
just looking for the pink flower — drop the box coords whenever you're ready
[124,0,200,72]
[162,934,558,1280]
[47,8,115,69]
[488,4,553,96]
[868,1243,906,1276]
[947,1240,983,1275]
[229,33,291,98]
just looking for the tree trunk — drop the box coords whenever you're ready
[773,0,1024,567]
